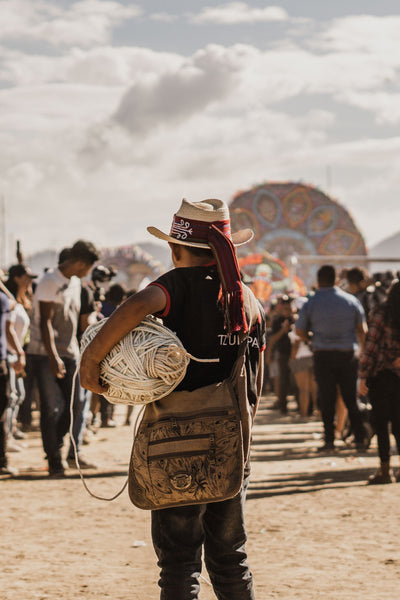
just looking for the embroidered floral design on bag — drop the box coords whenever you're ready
[131,411,242,507]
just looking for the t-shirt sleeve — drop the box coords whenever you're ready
[34,276,60,303]
[296,303,309,331]
[0,292,10,313]
[5,308,16,323]
[148,270,181,319]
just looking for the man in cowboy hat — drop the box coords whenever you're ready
[80,199,266,600]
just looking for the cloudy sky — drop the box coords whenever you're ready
[1,0,400,261]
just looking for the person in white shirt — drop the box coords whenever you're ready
[26,240,99,477]
[4,264,35,449]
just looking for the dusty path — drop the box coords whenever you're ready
[1,396,399,599]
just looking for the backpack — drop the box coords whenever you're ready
[128,288,259,510]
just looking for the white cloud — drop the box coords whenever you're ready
[0,0,141,48]
[1,12,400,255]
[0,45,183,87]
[313,15,400,58]
[303,15,400,124]
[336,91,400,124]
[113,44,246,135]
[150,12,179,23]
[190,2,288,25]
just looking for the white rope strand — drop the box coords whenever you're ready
[69,362,130,501]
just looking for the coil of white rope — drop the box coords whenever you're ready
[80,315,219,406]
[71,315,219,501]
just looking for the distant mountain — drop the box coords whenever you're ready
[369,231,400,274]
[370,231,400,256]
[136,241,171,270]
[25,242,171,285]
[25,249,58,276]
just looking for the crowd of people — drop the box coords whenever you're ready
[0,240,131,477]
[1,239,400,488]
[1,194,400,600]
[264,265,400,484]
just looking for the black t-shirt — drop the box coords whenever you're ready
[150,265,266,405]
[80,284,95,316]
[78,284,96,342]
[271,314,292,356]
[354,289,376,323]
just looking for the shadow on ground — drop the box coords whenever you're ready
[247,466,377,499]
[2,469,128,482]
[246,394,379,498]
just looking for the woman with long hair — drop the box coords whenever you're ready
[358,280,400,484]
[4,264,35,447]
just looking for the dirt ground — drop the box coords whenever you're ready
[1,395,400,600]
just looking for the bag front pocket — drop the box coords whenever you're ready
[144,414,243,504]
[148,434,211,461]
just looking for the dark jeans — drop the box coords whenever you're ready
[313,350,365,445]
[368,369,400,463]
[0,361,9,467]
[27,354,83,469]
[277,352,291,413]
[151,476,254,600]
[100,395,113,424]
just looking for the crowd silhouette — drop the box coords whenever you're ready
[1,240,400,486]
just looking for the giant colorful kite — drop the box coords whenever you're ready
[230,182,367,288]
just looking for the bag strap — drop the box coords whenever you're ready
[230,283,257,378]
[69,362,146,502]
[229,287,261,461]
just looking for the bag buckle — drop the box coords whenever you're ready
[170,473,192,490]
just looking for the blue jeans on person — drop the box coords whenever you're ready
[26,354,84,470]
[151,476,255,600]
[313,350,366,445]
[6,353,25,436]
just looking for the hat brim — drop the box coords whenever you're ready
[147,226,254,248]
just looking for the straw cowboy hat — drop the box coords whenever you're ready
[147,198,254,249]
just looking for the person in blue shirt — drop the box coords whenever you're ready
[296,264,368,451]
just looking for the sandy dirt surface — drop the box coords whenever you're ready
[1,396,400,600]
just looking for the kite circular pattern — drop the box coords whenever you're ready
[230,182,367,287]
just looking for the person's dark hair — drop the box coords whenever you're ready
[346,267,368,285]
[5,265,33,310]
[58,247,72,264]
[105,283,126,306]
[5,275,18,298]
[184,245,214,260]
[317,265,336,287]
[384,280,400,331]
[68,240,99,265]
[170,242,214,261]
